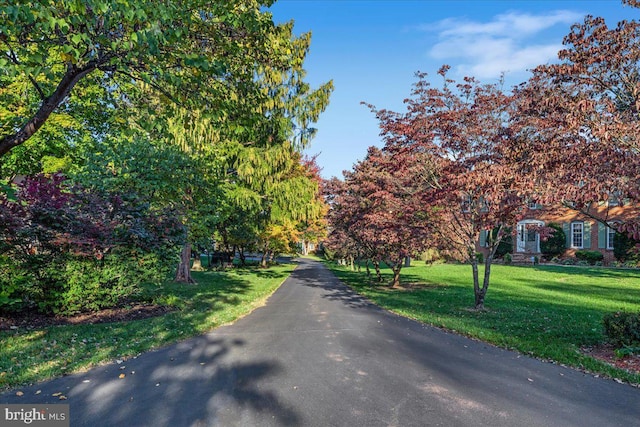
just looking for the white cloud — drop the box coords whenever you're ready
[422,10,584,80]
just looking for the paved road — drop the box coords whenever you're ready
[2,259,640,426]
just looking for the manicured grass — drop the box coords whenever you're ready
[325,261,640,384]
[0,263,295,391]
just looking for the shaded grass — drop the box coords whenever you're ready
[325,261,640,384]
[0,263,295,391]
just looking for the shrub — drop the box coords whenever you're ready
[503,253,512,265]
[322,246,336,261]
[420,248,443,264]
[613,231,640,263]
[492,227,513,258]
[575,250,604,265]
[0,256,29,313]
[603,312,640,346]
[475,252,484,263]
[541,223,566,259]
[0,174,184,315]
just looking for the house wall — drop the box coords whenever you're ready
[517,203,639,264]
[474,202,639,265]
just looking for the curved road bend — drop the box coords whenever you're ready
[2,258,639,426]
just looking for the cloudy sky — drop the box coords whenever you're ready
[269,1,636,179]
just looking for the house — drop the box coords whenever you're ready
[480,201,639,265]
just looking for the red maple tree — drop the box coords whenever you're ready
[325,147,432,287]
[369,68,529,309]
[514,11,640,240]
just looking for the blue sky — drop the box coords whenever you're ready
[268,1,637,179]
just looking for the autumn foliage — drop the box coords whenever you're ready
[325,147,432,287]
[327,2,640,309]
[0,175,184,314]
[514,14,640,239]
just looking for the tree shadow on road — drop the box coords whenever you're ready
[292,259,381,310]
[0,335,301,426]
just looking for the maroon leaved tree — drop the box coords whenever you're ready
[513,10,640,240]
[368,68,529,309]
[325,147,433,287]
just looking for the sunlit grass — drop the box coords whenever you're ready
[0,263,295,390]
[325,261,640,384]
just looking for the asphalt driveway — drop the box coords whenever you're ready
[2,258,639,426]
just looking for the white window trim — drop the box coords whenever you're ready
[571,222,584,249]
[606,225,616,250]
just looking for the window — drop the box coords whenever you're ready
[607,226,616,250]
[528,200,540,210]
[461,195,472,213]
[571,222,583,249]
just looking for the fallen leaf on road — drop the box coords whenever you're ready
[35,390,41,395]
[52,392,62,397]
[119,373,126,379]
[15,391,23,396]
[59,395,67,400]
[527,378,534,382]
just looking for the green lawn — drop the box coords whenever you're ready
[0,263,295,391]
[325,261,640,384]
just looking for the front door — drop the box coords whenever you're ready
[517,222,541,253]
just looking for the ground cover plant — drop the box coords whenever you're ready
[325,260,640,385]
[0,263,295,390]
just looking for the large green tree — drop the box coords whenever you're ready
[0,0,297,157]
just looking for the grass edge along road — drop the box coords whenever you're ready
[324,259,640,386]
[0,263,296,391]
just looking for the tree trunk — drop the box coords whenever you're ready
[349,255,354,271]
[404,256,411,267]
[474,288,486,310]
[373,261,382,282]
[175,243,196,284]
[471,257,483,309]
[365,260,371,279]
[238,246,246,266]
[477,252,494,310]
[260,243,269,268]
[391,264,402,288]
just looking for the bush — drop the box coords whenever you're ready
[613,231,640,263]
[492,227,513,258]
[475,252,484,263]
[503,253,512,265]
[541,223,566,259]
[420,248,443,264]
[0,174,184,315]
[0,256,29,313]
[575,250,604,265]
[603,312,640,346]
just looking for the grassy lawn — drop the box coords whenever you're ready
[325,260,640,384]
[0,263,295,391]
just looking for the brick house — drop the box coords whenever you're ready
[480,201,639,265]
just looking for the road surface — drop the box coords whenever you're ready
[2,258,639,426]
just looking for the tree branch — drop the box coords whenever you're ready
[0,62,98,156]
